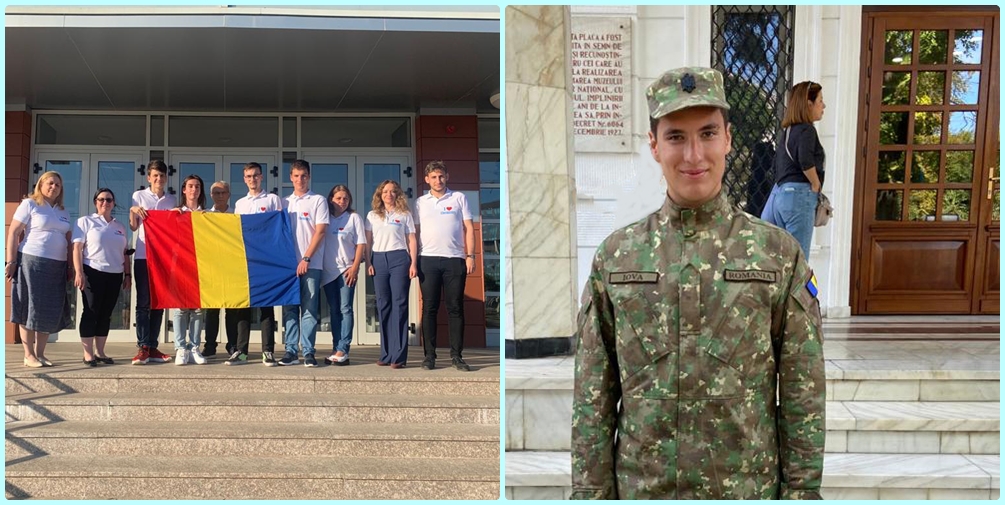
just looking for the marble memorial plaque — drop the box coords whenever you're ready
[571,17,632,153]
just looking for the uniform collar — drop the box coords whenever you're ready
[657,191,733,235]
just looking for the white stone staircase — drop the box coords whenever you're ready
[505,336,1000,500]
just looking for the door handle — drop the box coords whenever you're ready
[989,166,999,200]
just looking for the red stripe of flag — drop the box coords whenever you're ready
[146,211,202,309]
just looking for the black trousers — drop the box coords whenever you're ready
[232,307,277,354]
[203,309,238,353]
[79,265,123,338]
[418,256,466,359]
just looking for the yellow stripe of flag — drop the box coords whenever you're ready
[191,212,251,308]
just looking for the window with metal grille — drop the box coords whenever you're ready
[711,6,795,216]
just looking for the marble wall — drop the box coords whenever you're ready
[504,6,579,344]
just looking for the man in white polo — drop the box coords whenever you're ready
[414,160,475,371]
[232,162,285,366]
[280,159,329,368]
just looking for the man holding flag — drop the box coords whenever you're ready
[230,162,285,366]
[279,160,329,367]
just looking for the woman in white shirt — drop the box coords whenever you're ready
[172,175,208,365]
[321,185,366,366]
[365,180,417,369]
[5,171,73,368]
[72,189,132,366]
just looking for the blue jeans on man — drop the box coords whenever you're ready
[282,269,321,358]
[133,259,164,349]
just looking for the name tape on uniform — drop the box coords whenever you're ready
[609,272,659,284]
[723,269,777,283]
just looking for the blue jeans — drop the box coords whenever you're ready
[372,250,411,365]
[133,259,164,349]
[770,182,816,258]
[172,309,204,350]
[282,268,321,357]
[323,275,356,355]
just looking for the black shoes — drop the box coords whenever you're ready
[421,357,435,370]
[451,357,471,372]
[82,358,97,367]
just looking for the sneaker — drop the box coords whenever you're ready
[421,357,435,370]
[148,348,172,363]
[262,352,277,367]
[201,347,217,358]
[175,348,188,366]
[225,351,248,366]
[324,352,350,365]
[190,348,208,365]
[131,347,150,365]
[225,343,237,357]
[304,354,318,368]
[451,357,471,372]
[278,352,299,366]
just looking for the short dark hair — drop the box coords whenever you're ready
[148,159,167,175]
[93,187,115,204]
[244,162,262,175]
[290,159,310,174]
[649,107,730,136]
[424,160,448,176]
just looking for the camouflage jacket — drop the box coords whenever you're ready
[571,192,825,500]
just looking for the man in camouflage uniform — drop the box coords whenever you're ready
[571,67,825,500]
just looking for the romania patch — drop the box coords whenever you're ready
[806,274,819,298]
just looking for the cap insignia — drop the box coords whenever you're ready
[681,73,696,93]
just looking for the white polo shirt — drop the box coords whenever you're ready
[235,191,283,215]
[414,189,472,259]
[12,198,72,261]
[132,188,177,260]
[284,191,330,270]
[366,210,415,253]
[72,214,128,273]
[208,205,232,214]
[321,211,366,285]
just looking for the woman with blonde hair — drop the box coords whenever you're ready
[5,171,74,367]
[365,180,417,369]
[762,80,827,257]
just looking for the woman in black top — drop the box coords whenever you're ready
[762,81,826,257]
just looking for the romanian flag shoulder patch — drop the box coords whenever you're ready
[806,273,819,298]
[145,210,300,309]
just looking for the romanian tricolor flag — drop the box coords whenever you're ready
[145,210,299,309]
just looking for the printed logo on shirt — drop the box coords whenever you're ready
[260,207,266,212]
[58,215,70,222]
[114,229,125,236]
[440,205,456,215]
[299,211,312,221]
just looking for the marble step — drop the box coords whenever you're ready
[5,392,499,425]
[504,451,999,500]
[5,420,499,460]
[5,369,499,397]
[507,395,1000,451]
[6,454,500,500]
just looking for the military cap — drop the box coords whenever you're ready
[646,67,731,119]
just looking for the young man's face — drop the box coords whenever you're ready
[244,168,263,192]
[147,169,167,192]
[183,179,202,205]
[648,106,731,209]
[211,185,230,208]
[425,169,448,193]
[290,168,310,194]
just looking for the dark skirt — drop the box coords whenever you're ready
[10,252,73,333]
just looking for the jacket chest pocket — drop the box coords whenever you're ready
[614,292,678,399]
[680,290,774,400]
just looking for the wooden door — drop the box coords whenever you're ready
[852,9,1000,314]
